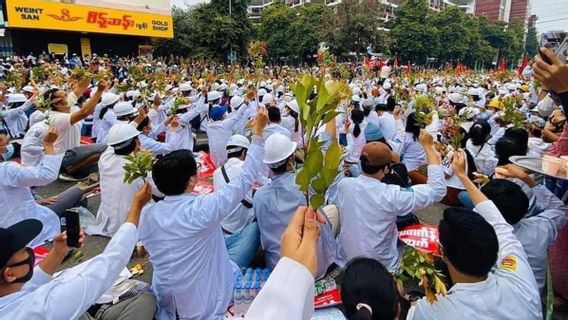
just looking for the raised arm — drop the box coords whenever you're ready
[70,80,107,125]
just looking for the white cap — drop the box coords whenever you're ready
[258,88,268,97]
[179,82,192,92]
[226,134,250,151]
[207,91,223,102]
[434,86,445,94]
[382,83,392,90]
[260,81,267,88]
[285,100,300,114]
[352,95,361,103]
[362,98,373,108]
[467,88,480,96]
[126,90,141,99]
[22,86,35,94]
[230,96,245,109]
[113,102,138,117]
[261,93,274,105]
[263,133,297,166]
[7,93,27,104]
[218,83,228,91]
[448,92,463,104]
[107,122,140,146]
[282,93,294,103]
[101,92,119,106]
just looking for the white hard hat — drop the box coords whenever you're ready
[263,133,297,167]
[226,134,250,151]
[107,122,140,146]
[113,102,138,117]
[285,99,300,114]
[352,87,362,96]
[261,93,274,105]
[382,82,392,90]
[282,92,294,103]
[352,95,361,103]
[7,93,26,104]
[260,81,267,88]
[207,91,223,102]
[230,96,245,109]
[258,88,268,97]
[362,98,373,108]
[218,83,228,91]
[22,85,35,94]
[434,86,445,95]
[448,92,463,104]
[179,82,192,92]
[101,92,119,106]
[467,88,480,96]
[415,83,427,93]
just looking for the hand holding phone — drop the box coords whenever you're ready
[64,209,81,248]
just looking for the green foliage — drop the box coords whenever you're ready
[501,96,525,129]
[525,26,539,57]
[292,75,348,208]
[390,0,440,64]
[123,151,154,184]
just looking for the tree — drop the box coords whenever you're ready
[390,0,440,64]
[431,6,470,62]
[463,17,496,67]
[154,7,195,57]
[501,19,526,64]
[323,0,387,56]
[289,4,331,60]
[258,2,297,59]
[525,26,538,57]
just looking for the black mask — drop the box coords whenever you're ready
[3,247,35,283]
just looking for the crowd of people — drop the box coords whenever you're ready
[0,46,567,320]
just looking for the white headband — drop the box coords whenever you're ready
[356,303,373,315]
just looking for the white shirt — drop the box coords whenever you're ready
[0,155,63,247]
[527,137,549,158]
[378,112,396,141]
[513,185,567,292]
[207,106,248,167]
[0,223,139,319]
[263,123,292,140]
[95,109,117,144]
[380,65,391,79]
[400,133,426,172]
[49,108,82,154]
[465,140,498,176]
[337,166,446,270]
[21,122,48,167]
[212,157,255,234]
[0,99,32,137]
[138,138,264,320]
[139,132,181,156]
[85,147,145,237]
[172,97,207,151]
[345,122,367,163]
[366,111,380,128]
[407,201,542,320]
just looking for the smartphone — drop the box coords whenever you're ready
[64,209,81,248]
[540,32,567,63]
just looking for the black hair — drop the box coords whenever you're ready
[503,127,528,156]
[363,106,372,117]
[495,137,525,166]
[386,96,396,112]
[468,121,491,146]
[152,149,197,196]
[351,109,364,138]
[481,179,528,225]
[287,107,299,132]
[267,106,281,123]
[376,104,388,112]
[113,138,137,156]
[136,116,150,132]
[341,258,398,320]
[271,156,293,175]
[360,155,388,175]
[405,113,421,141]
[227,147,247,159]
[99,102,117,120]
[438,208,498,277]
[43,88,60,109]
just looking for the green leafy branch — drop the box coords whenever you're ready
[292,75,351,209]
[501,96,525,129]
[123,150,154,184]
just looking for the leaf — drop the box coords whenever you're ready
[320,110,342,126]
[312,177,327,194]
[316,78,330,111]
[310,194,325,209]
[321,167,340,186]
[296,169,311,193]
[304,148,324,180]
[324,141,342,170]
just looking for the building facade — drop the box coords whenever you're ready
[474,0,531,26]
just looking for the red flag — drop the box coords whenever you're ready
[406,63,411,76]
[498,58,506,71]
[517,56,529,77]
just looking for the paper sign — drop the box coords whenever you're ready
[398,224,440,256]
[191,180,214,196]
[195,152,217,179]
[314,288,341,309]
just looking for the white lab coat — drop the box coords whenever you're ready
[0,155,63,247]
[85,147,144,237]
[20,122,48,167]
[212,157,255,234]
[96,109,117,144]
[171,97,207,151]
[407,201,542,320]
[138,138,264,320]
[400,133,426,172]
[207,106,248,167]
[0,223,139,319]
[337,166,446,270]
[49,107,82,154]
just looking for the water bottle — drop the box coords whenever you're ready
[242,282,254,314]
[252,281,261,298]
[233,283,245,317]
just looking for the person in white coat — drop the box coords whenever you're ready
[137,111,268,319]
[407,151,542,320]
[86,123,147,237]
[0,128,61,247]
[0,184,157,320]
[206,101,249,167]
[337,131,446,271]
[212,135,260,268]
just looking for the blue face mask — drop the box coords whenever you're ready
[2,143,14,161]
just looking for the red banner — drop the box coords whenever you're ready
[398,224,440,256]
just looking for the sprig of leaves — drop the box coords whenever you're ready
[501,96,525,129]
[395,246,447,304]
[123,150,154,184]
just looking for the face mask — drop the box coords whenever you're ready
[2,144,14,161]
[3,247,35,283]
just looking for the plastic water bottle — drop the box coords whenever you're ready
[233,283,245,317]
[252,281,261,298]
[242,282,254,314]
